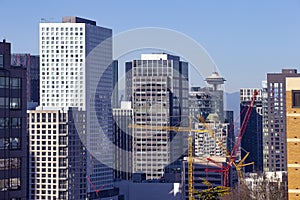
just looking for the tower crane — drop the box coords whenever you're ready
[228,90,258,182]
[199,90,258,185]
[129,90,258,198]
[232,152,254,180]
[230,90,258,162]
[129,116,208,200]
[197,115,231,186]
[205,91,258,186]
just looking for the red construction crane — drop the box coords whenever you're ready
[205,90,258,186]
[205,157,231,187]
[229,90,258,163]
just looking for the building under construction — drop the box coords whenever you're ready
[182,157,226,199]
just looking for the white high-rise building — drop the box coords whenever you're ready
[194,119,229,158]
[29,16,116,199]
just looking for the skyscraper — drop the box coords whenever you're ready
[0,40,27,199]
[112,60,119,108]
[33,16,117,199]
[113,101,133,180]
[264,69,300,172]
[126,53,189,179]
[240,88,263,173]
[285,77,300,199]
[28,108,87,199]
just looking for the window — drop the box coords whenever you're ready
[0,178,21,191]
[292,90,300,107]
[0,137,20,149]
[0,77,9,88]
[0,158,21,170]
[42,113,46,122]
[10,78,21,89]
[0,97,9,108]
[10,98,21,109]
[0,118,9,129]
[11,118,21,129]
[0,55,3,68]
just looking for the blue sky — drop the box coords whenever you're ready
[0,0,299,92]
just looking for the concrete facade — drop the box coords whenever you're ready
[28,107,88,200]
[125,53,189,180]
[194,120,229,158]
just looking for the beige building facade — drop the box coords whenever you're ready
[286,77,300,199]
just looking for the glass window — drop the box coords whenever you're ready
[0,77,9,88]
[0,158,21,170]
[0,55,3,68]
[0,97,9,108]
[42,113,46,122]
[0,137,20,149]
[10,178,21,190]
[292,90,300,108]
[11,118,21,129]
[10,98,20,109]
[10,78,21,89]
[0,118,9,129]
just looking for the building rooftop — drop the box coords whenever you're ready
[141,53,180,61]
[62,16,96,25]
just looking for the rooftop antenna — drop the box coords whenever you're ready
[213,64,217,73]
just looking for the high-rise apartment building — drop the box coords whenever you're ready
[113,101,133,180]
[286,77,300,199]
[35,16,117,199]
[263,69,300,172]
[11,54,40,103]
[0,40,27,199]
[126,53,189,179]
[194,117,229,158]
[28,108,87,199]
[240,88,263,173]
